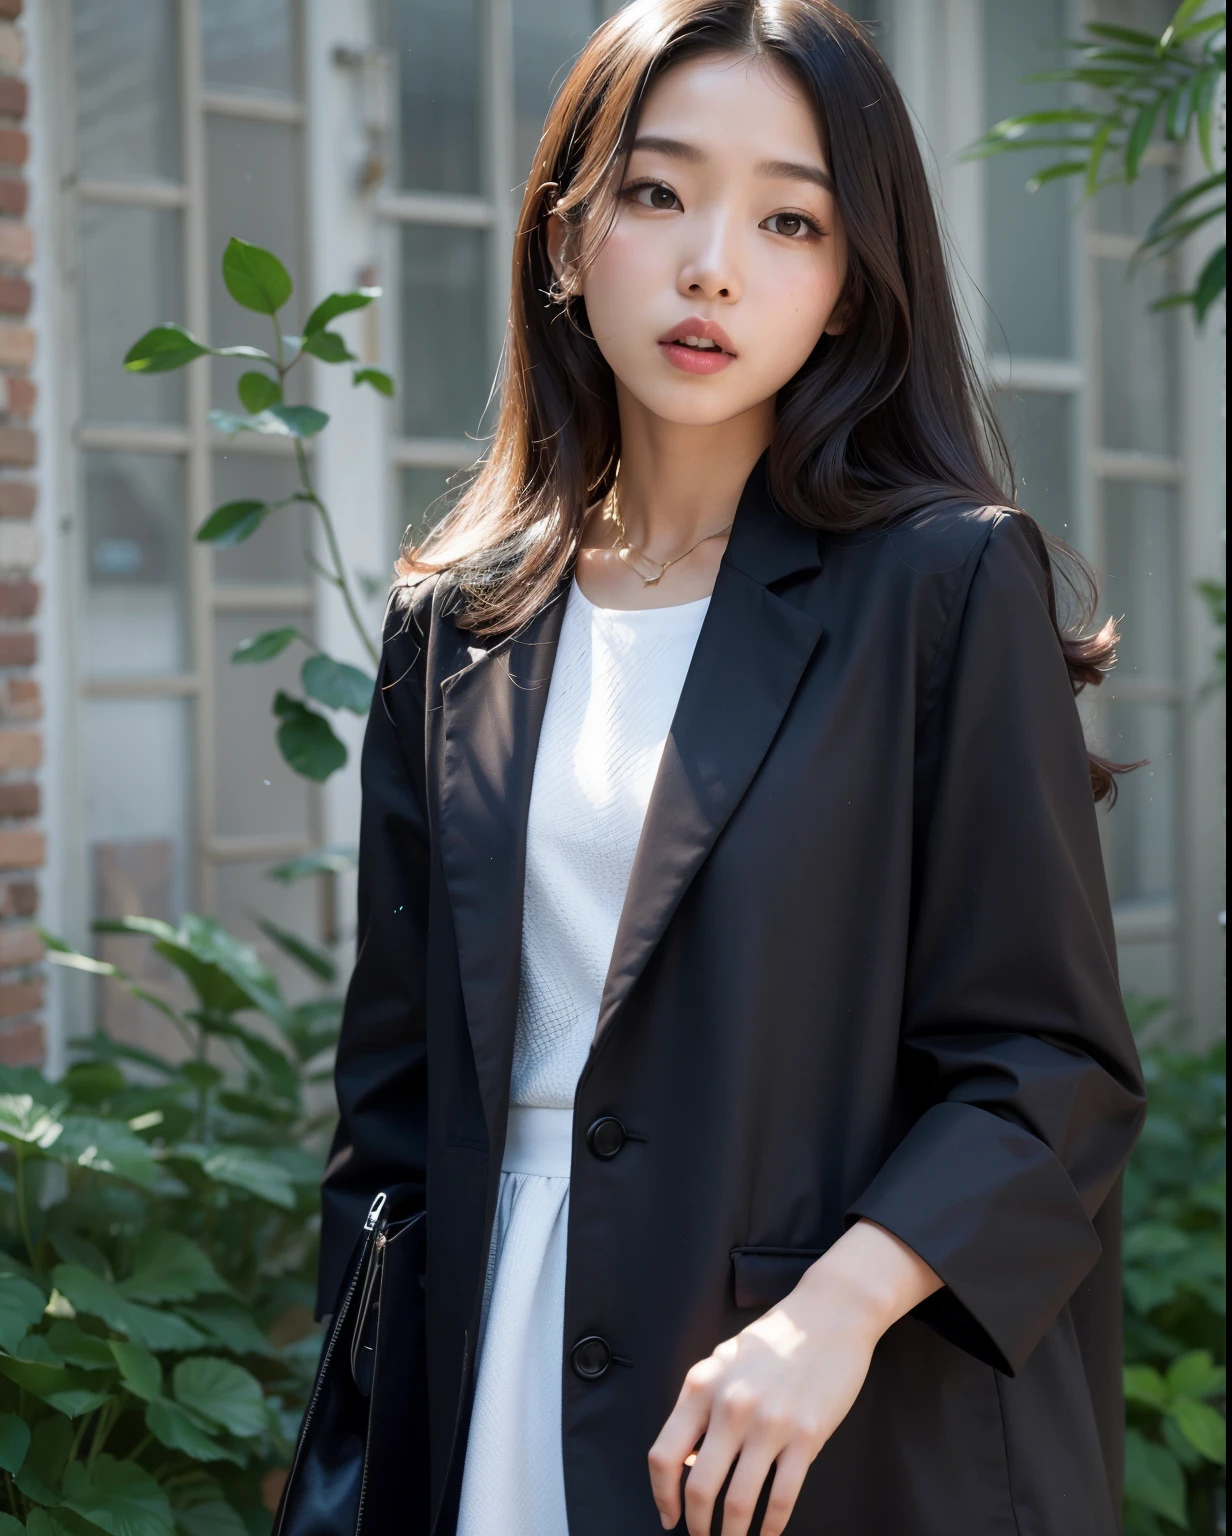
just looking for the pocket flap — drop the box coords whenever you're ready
[730,1246,826,1310]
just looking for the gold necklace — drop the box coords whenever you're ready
[605,474,734,587]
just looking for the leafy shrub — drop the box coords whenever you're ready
[1122,1031,1226,1534]
[0,917,340,1535]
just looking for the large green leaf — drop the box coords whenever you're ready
[221,237,292,315]
[302,653,374,715]
[124,324,211,375]
[40,1387,113,1420]
[273,692,348,782]
[51,1265,207,1354]
[0,1065,69,1147]
[45,1320,116,1371]
[109,1341,161,1402]
[49,1115,164,1188]
[62,1454,175,1536]
[177,1306,275,1358]
[90,914,286,1024]
[173,1501,248,1536]
[195,500,268,548]
[207,405,329,439]
[14,1416,71,1506]
[168,1145,296,1210]
[173,1356,267,1438]
[255,917,336,983]
[119,1230,231,1304]
[1171,1397,1226,1464]
[1124,1428,1188,1525]
[0,1411,29,1473]
[0,1273,47,1353]
[303,287,380,335]
[1165,1349,1225,1399]
[145,1399,235,1465]
[236,371,281,413]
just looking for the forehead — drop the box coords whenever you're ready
[633,49,828,169]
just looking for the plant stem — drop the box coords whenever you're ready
[294,438,380,668]
[14,1147,36,1267]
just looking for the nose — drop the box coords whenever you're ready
[677,211,742,303]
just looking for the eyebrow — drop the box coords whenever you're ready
[629,136,834,194]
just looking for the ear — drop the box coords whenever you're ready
[545,211,578,291]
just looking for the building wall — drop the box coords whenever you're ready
[0,0,45,1067]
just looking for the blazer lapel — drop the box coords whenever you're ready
[592,457,827,1047]
[438,583,569,1148]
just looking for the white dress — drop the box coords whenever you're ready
[455,574,711,1536]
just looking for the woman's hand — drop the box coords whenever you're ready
[647,1220,941,1536]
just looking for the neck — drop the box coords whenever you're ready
[610,381,775,558]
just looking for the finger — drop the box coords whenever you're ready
[713,1436,781,1536]
[757,1443,814,1536]
[682,1417,746,1536]
[648,1382,713,1529]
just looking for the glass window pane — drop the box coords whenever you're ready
[395,466,463,568]
[982,0,1073,357]
[206,115,305,408]
[993,389,1075,543]
[216,862,322,1003]
[1102,700,1177,905]
[399,225,491,437]
[1097,256,1179,457]
[213,612,314,839]
[80,205,185,426]
[83,699,194,921]
[1092,163,1173,239]
[512,1,603,192]
[212,450,313,584]
[74,0,180,182]
[82,453,189,677]
[1102,482,1177,681]
[388,0,483,194]
[201,0,298,98]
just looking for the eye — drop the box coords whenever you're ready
[624,180,682,211]
[762,211,822,240]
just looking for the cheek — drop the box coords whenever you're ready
[580,225,659,332]
[751,251,841,362]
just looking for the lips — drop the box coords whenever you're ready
[657,317,737,376]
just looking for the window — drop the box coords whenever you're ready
[63,0,318,1026]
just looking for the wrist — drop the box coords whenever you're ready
[794,1219,941,1340]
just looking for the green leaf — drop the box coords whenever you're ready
[301,653,375,715]
[272,692,348,782]
[109,1341,161,1402]
[303,287,380,335]
[267,404,330,437]
[95,913,287,1024]
[236,371,281,413]
[196,500,268,548]
[0,1516,24,1535]
[48,1114,164,1188]
[15,1416,72,1506]
[51,1264,208,1354]
[266,845,357,884]
[1165,1349,1225,1400]
[0,1411,30,1473]
[1124,1363,1169,1408]
[353,366,395,397]
[177,1307,275,1358]
[174,1504,247,1536]
[282,997,343,1060]
[231,626,302,664]
[62,1454,175,1536]
[1025,161,1090,192]
[221,237,292,315]
[168,1144,296,1209]
[123,324,210,375]
[40,1387,113,1420]
[1085,119,1116,197]
[45,1320,116,1371]
[119,1230,230,1305]
[1195,63,1220,169]
[1193,243,1225,324]
[1125,97,1161,182]
[1170,1398,1226,1464]
[0,1065,69,1147]
[145,1399,235,1464]
[0,1273,47,1353]
[300,330,355,363]
[173,1356,267,1438]
[255,917,336,983]
[1124,1428,1188,1525]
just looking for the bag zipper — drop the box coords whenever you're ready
[274,1192,386,1536]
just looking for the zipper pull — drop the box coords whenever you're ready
[364,1191,387,1231]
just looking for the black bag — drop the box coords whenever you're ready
[274,1188,430,1536]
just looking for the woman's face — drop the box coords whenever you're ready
[558,49,848,429]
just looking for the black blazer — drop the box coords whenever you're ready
[319,456,1146,1535]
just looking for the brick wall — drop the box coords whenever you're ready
[0,0,43,1066]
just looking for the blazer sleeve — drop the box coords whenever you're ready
[846,511,1147,1375]
[315,588,434,1319]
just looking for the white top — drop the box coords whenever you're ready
[509,575,711,1108]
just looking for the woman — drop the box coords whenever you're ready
[318,3,1146,1533]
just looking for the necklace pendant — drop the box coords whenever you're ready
[617,544,666,585]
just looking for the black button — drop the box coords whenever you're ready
[571,1335,612,1380]
[586,1116,627,1159]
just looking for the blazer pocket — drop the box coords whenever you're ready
[730,1246,826,1310]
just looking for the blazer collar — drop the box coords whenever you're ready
[437,451,827,1152]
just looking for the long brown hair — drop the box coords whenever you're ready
[396,0,1125,799]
